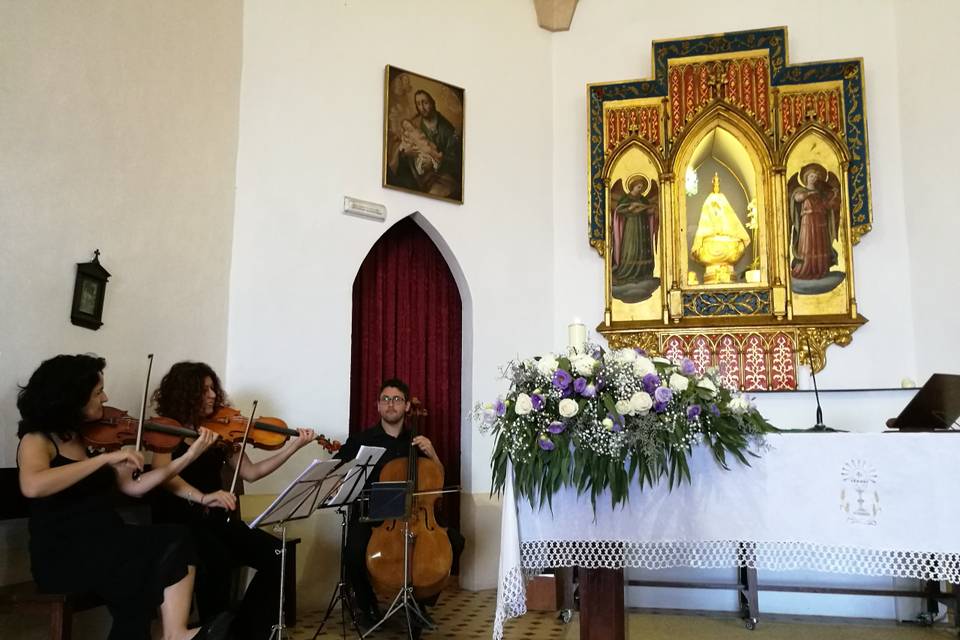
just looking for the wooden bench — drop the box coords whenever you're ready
[0,467,105,640]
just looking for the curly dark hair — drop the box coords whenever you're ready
[17,354,106,439]
[152,361,226,427]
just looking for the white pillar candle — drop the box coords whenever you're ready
[568,318,587,353]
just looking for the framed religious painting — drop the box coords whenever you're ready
[382,65,465,204]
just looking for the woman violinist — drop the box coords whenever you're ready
[16,354,231,640]
[150,361,316,640]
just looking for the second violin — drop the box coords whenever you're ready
[201,407,341,453]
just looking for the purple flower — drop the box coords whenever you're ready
[547,421,566,434]
[606,413,625,432]
[552,369,572,390]
[654,386,673,404]
[538,435,555,451]
[494,399,506,416]
[531,394,545,411]
[709,403,720,416]
[642,373,661,394]
[582,383,597,398]
[687,404,702,421]
[573,377,588,394]
[653,401,668,413]
[635,348,648,356]
[680,358,697,376]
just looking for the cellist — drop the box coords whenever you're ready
[335,378,464,634]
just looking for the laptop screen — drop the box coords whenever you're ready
[892,374,960,430]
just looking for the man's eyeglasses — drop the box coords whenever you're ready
[379,395,406,405]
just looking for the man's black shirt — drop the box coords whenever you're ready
[334,423,426,487]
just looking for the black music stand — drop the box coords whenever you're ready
[249,458,345,640]
[360,480,433,640]
[311,446,385,640]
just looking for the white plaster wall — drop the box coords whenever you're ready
[0,1,243,627]
[0,1,242,463]
[228,0,554,498]
[895,0,960,380]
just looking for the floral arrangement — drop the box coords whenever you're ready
[475,346,775,508]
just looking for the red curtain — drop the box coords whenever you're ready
[349,216,462,531]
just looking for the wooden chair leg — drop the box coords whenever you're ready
[49,601,71,640]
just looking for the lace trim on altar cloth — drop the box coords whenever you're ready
[493,565,536,640]
[493,541,960,638]
[519,539,960,582]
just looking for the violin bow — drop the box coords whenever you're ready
[226,400,258,521]
[132,353,154,480]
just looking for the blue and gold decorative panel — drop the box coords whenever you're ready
[682,291,771,317]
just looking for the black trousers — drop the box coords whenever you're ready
[344,518,465,611]
[189,516,284,640]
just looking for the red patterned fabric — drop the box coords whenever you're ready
[349,217,462,529]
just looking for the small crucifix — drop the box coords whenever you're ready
[804,103,819,122]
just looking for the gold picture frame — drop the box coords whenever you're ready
[382,65,464,204]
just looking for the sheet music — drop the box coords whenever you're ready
[323,445,385,507]
[248,458,341,528]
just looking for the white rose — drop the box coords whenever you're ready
[601,417,614,430]
[630,391,653,414]
[697,378,718,397]
[536,354,559,376]
[669,373,690,392]
[729,394,751,415]
[515,393,533,415]
[632,356,656,377]
[558,398,579,418]
[617,349,638,362]
[571,354,596,376]
[615,399,633,415]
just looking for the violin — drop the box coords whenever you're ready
[201,407,341,453]
[82,406,197,453]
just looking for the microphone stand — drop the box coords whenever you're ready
[804,343,845,433]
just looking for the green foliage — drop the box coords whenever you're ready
[477,348,775,511]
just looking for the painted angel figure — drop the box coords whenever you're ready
[789,164,842,280]
[611,174,659,284]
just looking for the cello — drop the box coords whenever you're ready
[365,402,453,601]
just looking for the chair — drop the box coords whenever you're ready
[0,468,105,640]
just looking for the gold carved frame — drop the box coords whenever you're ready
[588,27,871,389]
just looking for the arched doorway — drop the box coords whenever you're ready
[349,216,462,532]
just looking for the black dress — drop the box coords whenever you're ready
[25,437,197,640]
[154,442,282,640]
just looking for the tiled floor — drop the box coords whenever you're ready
[289,588,565,639]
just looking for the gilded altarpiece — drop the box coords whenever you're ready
[589,27,871,390]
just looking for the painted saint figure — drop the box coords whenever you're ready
[790,164,841,280]
[611,174,659,285]
[387,88,462,200]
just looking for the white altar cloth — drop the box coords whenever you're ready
[493,433,960,639]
